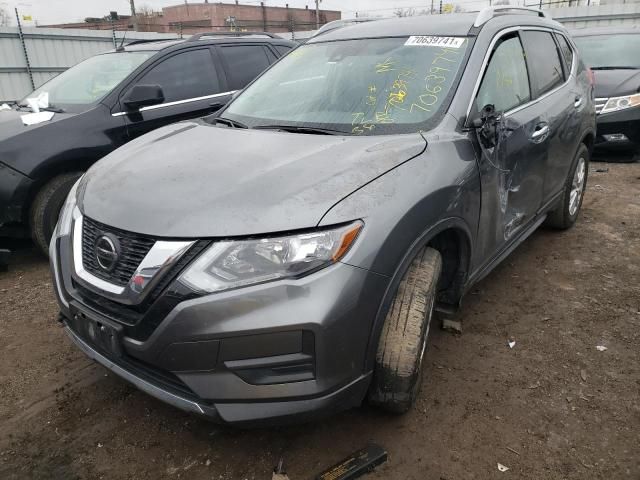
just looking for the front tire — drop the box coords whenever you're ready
[545,144,589,230]
[368,247,442,414]
[30,172,83,256]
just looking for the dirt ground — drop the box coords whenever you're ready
[0,161,639,480]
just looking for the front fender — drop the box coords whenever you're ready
[320,135,480,276]
[319,135,481,373]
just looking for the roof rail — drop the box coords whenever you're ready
[473,6,550,27]
[313,18,380,38]
[187,31,280,41]
[123,38,174,47]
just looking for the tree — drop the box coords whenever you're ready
[136,4,157,17]
[393,7,431,17]
[0,6,11,26]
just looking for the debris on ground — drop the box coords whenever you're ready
[441,318,462,334]
[508,337,516,349]
[505,447,521,456]
[273,458,290,480]
[316,444,387,480]
[596,345,607,352]
[580,369,588,382]
[594,168,609,173]
[497,463,509,472]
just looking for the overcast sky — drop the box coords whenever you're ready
[0,0,493,25]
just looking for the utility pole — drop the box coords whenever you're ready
[315,0,320,29]
[130,0,138,31]
[430,0,434,14]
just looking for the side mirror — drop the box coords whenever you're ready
[123,84,165,109]
[471,104,500,149]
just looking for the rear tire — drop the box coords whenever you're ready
[545,144,589,230]
[30,172,83,257]
[368,247,442,414]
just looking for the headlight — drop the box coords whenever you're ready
[601,93,640,114]
[54,176,82,238]
[179,221,363,294]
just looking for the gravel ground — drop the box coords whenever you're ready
[0,161,639,480]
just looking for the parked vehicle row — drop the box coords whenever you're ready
[48,8,596,425]
[0,33,295,254]
[572,27,640,161]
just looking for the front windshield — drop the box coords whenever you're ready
[573,34,640,69]
[224,36,470,135]
[22,51,155,110]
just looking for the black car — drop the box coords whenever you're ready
[572,27,640,161]
[0,32,295,253]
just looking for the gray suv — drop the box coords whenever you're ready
[50,8,595,425]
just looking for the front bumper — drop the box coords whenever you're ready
[0,162,32,234]
[51,233,389,425]
[595,107,640,154]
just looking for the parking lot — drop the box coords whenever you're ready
[0,160,637,480]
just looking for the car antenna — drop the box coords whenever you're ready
[116,28,128,52]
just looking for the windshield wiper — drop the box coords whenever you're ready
[41,106,65,113]
[213,117,248,129]
[590,66,638,70]
[253,125,346,135]
[15,103,64,113]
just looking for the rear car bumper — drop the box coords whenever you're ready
[52,233,389,426]
[0,162,32,235]
[595,107,640,154]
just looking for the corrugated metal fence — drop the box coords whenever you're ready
[550,3,640,29]
[0,27,179,102]
[2,6,639,102]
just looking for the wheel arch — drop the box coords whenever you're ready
[581,129,595,155]
[363,217,473,373]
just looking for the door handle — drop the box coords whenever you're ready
[531,124,550,142]
[574,96,583,109]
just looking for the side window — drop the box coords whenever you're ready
[219,45,271,90]
[475,35,531,113]
[520,31,564,97]
[274,45,292,57]
[264,47,279,63]
[555,34,574,75]
[136,49,220,103]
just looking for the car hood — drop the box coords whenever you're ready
[593,69,640,98]
[80,121,427,238]
[0,107,75,143]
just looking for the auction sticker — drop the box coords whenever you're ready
[405,36,465,48]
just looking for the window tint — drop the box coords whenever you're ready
[476,35,531,113]
[219,45,270,90]
[136,49,219,103]
[265,47,278,63]
[555,34,574,74]
[275,45,292,56]
[520,31,564,96]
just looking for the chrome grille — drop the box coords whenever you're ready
[595,98,608,115]
[82,217,155,287]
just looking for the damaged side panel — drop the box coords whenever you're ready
[472,109,548,268]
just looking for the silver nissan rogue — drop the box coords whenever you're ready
[50,8,596,425]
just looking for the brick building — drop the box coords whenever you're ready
[42,2,341,35]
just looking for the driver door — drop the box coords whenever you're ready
[120,47,228,140]
[472,32,548,263]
